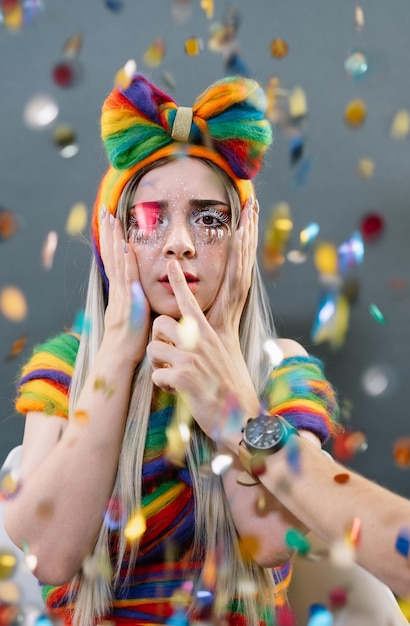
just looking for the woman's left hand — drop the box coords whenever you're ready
[206,195,259,336]
[146,260,260,440]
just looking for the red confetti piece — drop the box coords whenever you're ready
[333,472,350,484]
[329,586,348,608]
[393,438,410,468]
[360,212,384,241]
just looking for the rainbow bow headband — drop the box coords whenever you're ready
[92,73,273,278]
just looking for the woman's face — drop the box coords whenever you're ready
[128,158,232,318]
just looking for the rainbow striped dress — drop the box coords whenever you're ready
[15,331,339,625]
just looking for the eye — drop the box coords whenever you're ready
[193,206,231,229]
[128,202,164,243]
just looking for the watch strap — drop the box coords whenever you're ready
[237,440,261,486]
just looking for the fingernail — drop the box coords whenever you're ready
[255,199,260,214]
[237,226,244,240]
[121,239,128,253]
[100,204,107,221]
[109,214,115,230]
[247,195,254,219]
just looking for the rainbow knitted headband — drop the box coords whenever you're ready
[91,72,273,277]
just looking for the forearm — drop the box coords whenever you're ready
[5,343,135,584]
[230,434,410,598]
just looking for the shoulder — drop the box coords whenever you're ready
[276,338,308,358]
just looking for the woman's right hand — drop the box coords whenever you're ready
[99,207,151,366]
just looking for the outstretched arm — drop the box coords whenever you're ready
[221,430,410,599]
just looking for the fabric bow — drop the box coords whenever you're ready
[101,73,273,181]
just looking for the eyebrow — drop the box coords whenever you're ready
[131,199,231,210]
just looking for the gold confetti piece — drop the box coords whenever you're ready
[178,315,199,349]
[257,493,266,512]
[348,516,361,547]
[334,472,350,484]
[202,550,217,588]
[53,124,78,158]
[143,37,166,67]
[391,109,410,140]
[73,409,89,425]
[345,99,367,128]
[93,376,107,390]
[42,230,58,270]
[125,509,146,541]
[0,286,27,322]
[5,333,28,361]
[289,86,307,118]
[66,202,88,235]
[184,37,203,56]
[314,242,338,275]
[0,580,21,604]
[357,158,375,179]
[3,2,23,30]
[270,38,289,59]
[62,33,83,57]
[239,535,260,560]
[114,59,137,90]
[200,0,213,18]
[0,551,18,580]
[355,5,364,30]
[262,202,293,272]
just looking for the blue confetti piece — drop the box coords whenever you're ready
[290,156,314,189]
[130,281,146,330]
[307,605,334,626]
[396,527,410,557]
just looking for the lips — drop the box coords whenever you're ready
[159,272,199,293]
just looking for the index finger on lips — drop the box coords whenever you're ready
[167,260,203,321]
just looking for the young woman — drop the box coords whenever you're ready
[4,73,338,626]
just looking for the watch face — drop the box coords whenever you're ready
[244,414,286,452]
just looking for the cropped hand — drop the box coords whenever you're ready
[99,208,151,367]
[206,196,259,337]
[146,260,260,439]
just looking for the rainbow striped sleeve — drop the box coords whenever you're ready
[262,355,340,443]
[15,331,80,419]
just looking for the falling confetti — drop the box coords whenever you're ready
[285,528,311,555]
[300,222,320,248]
[329,586,348,608]
[5,333,28,360]
[348,516,361,547]
[344,50,368,78]
[360,212,384,240]
[270,38,289,58]
[143,37,166,67]
[178,315,199,349]
[211,454,233,475]
[200,0,213,19]
[23,94,59,129]
[130,281,147,331]
[395,527,410,557]
[125,509,146,542]
[333,472,350,484]
[393,437,410,468]
[289,86,307,119]
[0,551,18,580]
[262,202,293,272]
[344,99,366,128]
[184,37,203,56]
[73,409,89,425]
[369,303,386,324]
[263,338,284,367]
[357,158,375,179]
[0,208,21,240]
[66,202,88,235]
[103,497,126,531]
[314,243,338,276]
[0,286,27,321]
[41,230,58,269]
[114,59,137,90]
[390,109,410,139]
[355,5,364,30]
[53,124,79,158]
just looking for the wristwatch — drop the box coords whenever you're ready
[237,413,299,486]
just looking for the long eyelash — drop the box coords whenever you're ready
[193,207,231,225]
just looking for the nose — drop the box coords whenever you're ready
[162,220,195,259]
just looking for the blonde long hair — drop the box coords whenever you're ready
[68,157,278,625]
